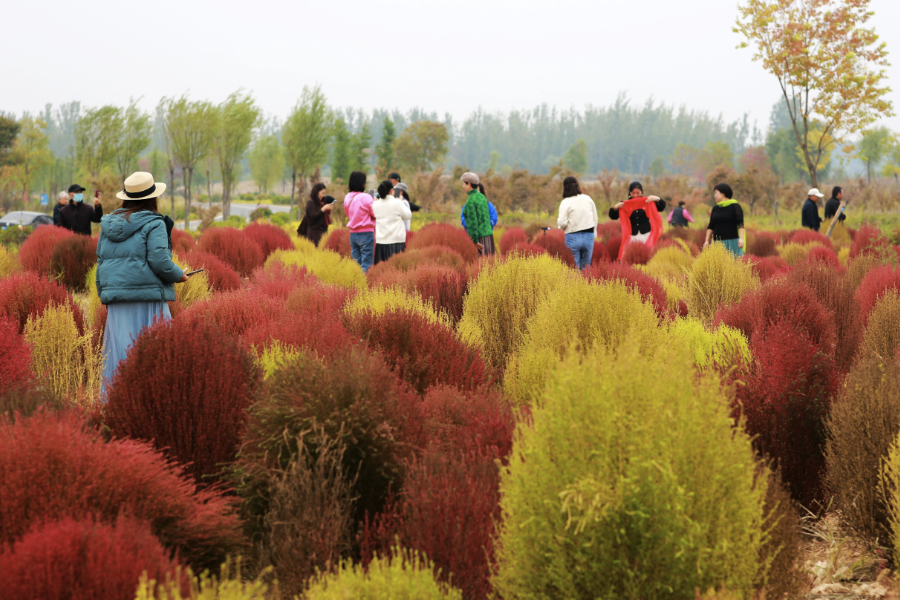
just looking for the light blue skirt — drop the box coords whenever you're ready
[101,301,171,397]
[719,238,745,258]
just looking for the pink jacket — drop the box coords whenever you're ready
[344,192,375,233]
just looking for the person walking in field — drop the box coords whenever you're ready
[668,201,695,227]
[824,186,846,223]
[373,180,412,264]
[460,183,498,230]
[96,172,189,395]
[557,176,598,270]
[801,188,825,231]
[344,171,377,273]
[609,181,666,259]
[302,182,333,247]
[703,183,745,258]
[461,172,495,256]
[59,183,103,235]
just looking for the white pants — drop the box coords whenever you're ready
[628,232,651,244]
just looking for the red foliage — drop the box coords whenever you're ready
[285,283,355,316]
[0,516,187,600]
[323,228,352,257]
[242,310,358,360]
[183,288,286,336]
[591,240,610,264]
[622,240,653,265]
[171,228,196,255]
[183,250,243,292]
[499,228,528,254]
[856,265,900,325]
[606,236,622,261]
[366,246,467,282]
[790,229,833,250]
[747,231,779,257]
[0,316,32,395]
[805,245,840,268]
[48,234,97,292]
[532,232,576,268]
[0,272,84,334]
[407,223,479,263]
[343,308,494,395]
[421,385,516,461]
[197,227,264,277]
[584,262,669,317]
[746,256,788,283]
[596,221,621,242]
[370,264,468,323]
[249,262,315,298]
[243,222,293,259]
[0,409,242,571]
[105,314,261,483]
[734,319,838,505]
[507,242,548,257]
[17,225,74,275]
[405,229,415,245]
[850,224,893,261]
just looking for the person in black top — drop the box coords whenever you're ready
[59,184,103,235]
[608,181,665,243]
[801,188,824,231]
[303,182,333,246]
[704,183,745,257]
[824,186,846,222]
[52,191,68,225]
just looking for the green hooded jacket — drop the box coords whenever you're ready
[462,190,492,243]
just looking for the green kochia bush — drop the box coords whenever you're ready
[493,344,768,600]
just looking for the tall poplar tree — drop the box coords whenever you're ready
[214,90,261,218]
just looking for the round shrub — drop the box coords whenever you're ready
[493,345,768,600]
[0,244,23,278]
[368,264,468,323]
[778,242,811,266]
[591,240,610,264]
[18,225,74,275]
[805,245,840,267]
[267,249,366,290]
[0,516,186,600]
[605,235,622,260]
[532,232,576,267]
[249,261,315,298]
[747,231,779,257]
[826,356,900,541]
[851,224,893,261]
[105,314,261,483]
[170,252,211,310]
[499,227,528,254]
[790,229,833,249]
[422,385,516,461]
[0,271,83,334]
[0,409,242,571]
[243,222,293,258]
[622,240,652,265]
[197,226,264,277]
[0,315,32,395]
[48,234,97,292]
[458,254,573,370]
[643,245,693,279]
[234,346,424,537]
[408,223,479,263]
[596,221,620,242]
[506,242,547,257]
[345,286,449,326]
[184,250,243,292]
[856,265,900,325]
[860,290,900,361]
[665,316,751,374]
[366,246,467,282]
[583,261,669,317]
[685,243,758,322]
[322,228,352,257]
[183,288,286,336]
[343,307,494,395]
[243,310,358,362]
[171,227,195,254]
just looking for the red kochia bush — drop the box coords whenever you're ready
[499,228,528,254]
[183,289,286,336]
[242,311,359,360]
[105,314,261,483]
[606,236,622,261]
[533,232,576,268]
[17,225,74,275]
[366,246,467,283]
[48,234,97,292]
[0,272,83,334]
[591,240,610,264]
[805,245,840,268]
[851,224,893,261]
[856,265,900,325]
[747,231,779,257]
[184,250,243,292]
[421,385,516,461]
[407,223,479,263]
[343,308,494,395]
[243,222,293,258]
[0,516,186,600]
[369,264,468,323]
[584,261,669,317]
[622,240,652,265]
[197,227,264,277]
[746,256,786,282]
[0,410,242,571]
[596,221,620,242]
[323,228,352,257]
[0,316,32,394]
[790,229,833,250]
[249,262,315,299]
[171,227,196,255]
[735,319,839,505]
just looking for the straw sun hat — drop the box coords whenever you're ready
[115,172,167,201]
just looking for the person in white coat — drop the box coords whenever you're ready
[557,176,599,270]
[373,180,412,265]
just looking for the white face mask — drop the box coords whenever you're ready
[74,193,84,203]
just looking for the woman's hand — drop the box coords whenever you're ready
[738,238,745,249]
[646,195,660,203]
[613,202,625,210]
[323,204,333,213]
[476,242,485,252]
[176,274,189,283]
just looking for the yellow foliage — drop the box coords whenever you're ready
[861,290,900,361]
[24,304,102,407]
[831,221,852,249]
[172,252,211,309]
[344,286,451,328]
[0,244,22,278]
[644,245,694,280]
[838,246,851,267]
[685,243,758,322]
[82,264,104,331]
[291,234,317,253]
[880,432,900,566]
[660,277,687,313]
[505,278,661,405]
[267,249,366,290]
[254,341,304,379]
[458,253,574,369]
[778,243,811,266]
[135,557,274,600]
[665,317,751,372]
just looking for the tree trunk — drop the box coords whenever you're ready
[183,168,192,230]
[289,170,297,213]
[169,167,176,218]
[222,172,231,220]
[206,168,211,204]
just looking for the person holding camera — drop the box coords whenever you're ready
[302,182,333,247]
[59,183,104,235]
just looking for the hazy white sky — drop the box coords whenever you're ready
[3,0,899,135]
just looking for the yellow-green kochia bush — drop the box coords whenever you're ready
[493,344,768,600]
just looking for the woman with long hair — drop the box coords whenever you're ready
[303,182,333,246]
[96,172,189,395]
[557,176,598,270]
[373,180,412,264]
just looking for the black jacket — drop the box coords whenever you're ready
[609,199,666,235]
[53,203,63,226]
[801,198,822,232]
[59,202,103,235]
[824,197,846,222]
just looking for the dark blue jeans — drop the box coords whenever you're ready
[565,231,594,270]
[350,231,375,273]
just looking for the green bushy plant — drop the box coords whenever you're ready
[135,557,272,600]
[493,344,768,600]
[266,249,366,290]
[860,290,900,361]
[686,243,758,322]
[665,316,750,372]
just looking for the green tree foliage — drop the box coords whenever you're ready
[330,118,352,184]
[9,117,52,201]
[351,120,371,174]
[394,120,449,173]
[214,90,261,217]
[374,117,396,177]
[881,136,900,183]
[562,138,588,174]
[248,134,283,194]
[114,99,151,183]
[671,140,734,182]
[282,85,332,208]
[858,126,893,182]
[75,105,121,178]
[766,127,806,183]
[162,95,217,227]
[0,116,20,166]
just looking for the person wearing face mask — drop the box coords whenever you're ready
[59,183,103,235]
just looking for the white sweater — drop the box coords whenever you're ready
[557,193,598,234]
[373,196,413,245]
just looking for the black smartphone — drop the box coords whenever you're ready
[185,268,204,277]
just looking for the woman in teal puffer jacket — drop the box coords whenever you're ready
[97,172,188,394]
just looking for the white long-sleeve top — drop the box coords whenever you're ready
[557,193,598,234]
[373,195,413,245]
